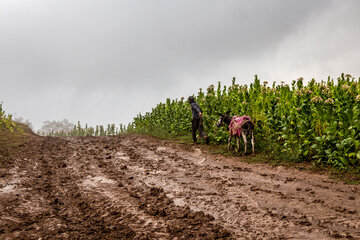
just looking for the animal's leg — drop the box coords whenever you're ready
[236,137,240,152]
[228,135,232,150]
[251,130,255,156]
[242,132,247,155]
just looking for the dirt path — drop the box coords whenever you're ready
[0,134,359,239]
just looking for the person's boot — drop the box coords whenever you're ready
[204,136,210,144]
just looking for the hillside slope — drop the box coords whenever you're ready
[0,123,36,164]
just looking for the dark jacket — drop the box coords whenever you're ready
[190,102,202,119]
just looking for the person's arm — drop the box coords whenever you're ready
[192,103,203,116]
[198,104,203,117]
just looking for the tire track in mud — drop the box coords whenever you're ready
[1,134,359,239]
[67,137,166,239]
[0,137,63,240]
[35,138,137,240]
[116,138,293,239]
[75,137,233,239]
[1,137,138,239]
[114,135,360,239]
[1,135,233,239]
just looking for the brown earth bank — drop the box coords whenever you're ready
[0,123,34,164]
[0,134,359,240]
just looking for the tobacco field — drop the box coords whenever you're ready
[130,74,360,170]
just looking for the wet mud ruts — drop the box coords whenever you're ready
[0,134,359,239]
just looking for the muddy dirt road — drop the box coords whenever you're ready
[0,134,359,239]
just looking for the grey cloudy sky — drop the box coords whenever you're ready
[1,0,360,130]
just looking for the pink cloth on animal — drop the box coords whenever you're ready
[229,115,252,137]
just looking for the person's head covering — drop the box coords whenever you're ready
[188,96,195,103]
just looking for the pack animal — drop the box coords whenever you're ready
[217,111,255,156]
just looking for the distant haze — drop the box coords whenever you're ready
[1,0,360,130]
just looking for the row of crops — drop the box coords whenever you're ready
[129,74,360,170]
[0,102,15,131]
[0,103,126,137]
[43,121,128,137]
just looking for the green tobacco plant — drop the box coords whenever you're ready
[130,74,360,170]
[43,121,129,137]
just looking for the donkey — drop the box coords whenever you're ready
[217,111,255,156]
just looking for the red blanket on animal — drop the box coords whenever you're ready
[229,115,252,137]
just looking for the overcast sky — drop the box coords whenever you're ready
[1,0,360,130]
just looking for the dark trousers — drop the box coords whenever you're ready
[191,117,207,142]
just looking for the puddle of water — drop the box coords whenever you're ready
[156,147,167,152]
[193,148,202,156]
[166,193,174,198]
[198,158,207,165]
[82,176,116,188]
[115,152,130,161]
[166,193,186,207]
[176,148,207,166]
[173,198,186,207]
[0,185,16,193]
[144,156,160,161]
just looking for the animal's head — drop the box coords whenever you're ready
[216,110,231,127]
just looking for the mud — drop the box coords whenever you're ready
[0,134,359,239]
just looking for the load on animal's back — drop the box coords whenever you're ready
[217,111,255,156]
[229,115,253,138]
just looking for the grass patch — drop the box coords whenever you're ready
[328,168,360,185]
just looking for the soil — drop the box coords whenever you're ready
[0,134,359,239]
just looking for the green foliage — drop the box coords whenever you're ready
[0,102,16,131]
[43,121,130,137]
[130,74,360,170]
